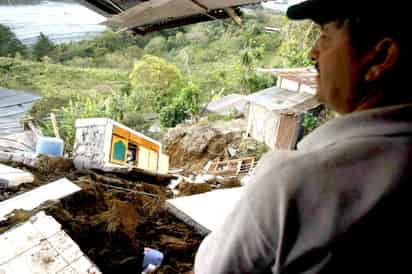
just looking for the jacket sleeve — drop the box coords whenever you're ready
[194,152,298,274]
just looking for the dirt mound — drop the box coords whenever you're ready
[163,119,246,171]
[178,182,212,196]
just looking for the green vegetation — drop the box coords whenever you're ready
[0,25,27,57]
[302,112,321,136]
[0,8,318,149]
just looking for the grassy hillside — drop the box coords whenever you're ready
[0,8,318,148]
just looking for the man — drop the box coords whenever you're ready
[194,0,412,273]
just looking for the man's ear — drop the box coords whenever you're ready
[363,38,400,82]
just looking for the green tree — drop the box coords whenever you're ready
[277,19,319,67]
[129,55,182,111]
[240,39,276,93]
[144,36,167,55]
[159,82,201,127]
[0,24,27,57]
[32,33,55,61]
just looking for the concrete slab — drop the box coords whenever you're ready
[0,211,102,274]
[165,187,244,235]
[0,164,34,187]
[0,178,81,221]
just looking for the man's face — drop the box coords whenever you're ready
[310,21,364,113]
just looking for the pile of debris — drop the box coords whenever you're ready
[0,116,266,274]
[0,157,203,274]
[163,119,248,172]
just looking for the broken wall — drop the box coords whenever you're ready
[73,120,110,170]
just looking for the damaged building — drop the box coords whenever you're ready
[246,86,320,150]
[73,118,169,174]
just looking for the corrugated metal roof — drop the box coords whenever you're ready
[206,94,248,115]
[0,88,41,136]
[0,87,42,108]
[247,86,319,113]
[257,67,318,89]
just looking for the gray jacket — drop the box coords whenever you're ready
[194,104,412,273]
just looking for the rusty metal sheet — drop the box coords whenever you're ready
[103,0,265,30]
[104,0,206,29]
[196,0,263,10]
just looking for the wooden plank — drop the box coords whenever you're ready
[113,126,130,139]
[275,114,300,150]
[158,154,170,174]
[129,133,159,153]
[50,113,60,139]
[28,121,43,137]
[0,163,34,187]
[224,7,242,26]
[148,150,159,172]
[137,146,150,170]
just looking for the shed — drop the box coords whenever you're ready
[257,67,318,94]
[0,87,42,136]
[246,87,320,150]
[73,118,169,174]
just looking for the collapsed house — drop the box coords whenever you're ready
[73,118,169,174]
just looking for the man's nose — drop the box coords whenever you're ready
[309,40,319,62]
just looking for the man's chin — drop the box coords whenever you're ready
[314,90,324,103]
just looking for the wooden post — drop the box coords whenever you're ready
[50,113,60,139]
[224,8,242,26]
[27,120,43,137]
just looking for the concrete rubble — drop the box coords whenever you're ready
[0,163,34,188]
[165,187,244,235]
[0,211,102,274]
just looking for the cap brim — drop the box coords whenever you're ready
[286,0,319,20]
[286,0,339,24]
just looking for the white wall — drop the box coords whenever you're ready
[247,104,280,150]
[278,78,316,95]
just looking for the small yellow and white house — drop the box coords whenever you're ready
[73,118,169,174]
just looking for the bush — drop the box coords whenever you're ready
[32,33,55,61]
[0,24,27,57]
[302,112,321,136]
[144,36,167,55]
[159,102,188,128]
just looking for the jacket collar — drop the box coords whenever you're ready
[298,104,412,151]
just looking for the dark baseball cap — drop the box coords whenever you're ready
[286,0,395,24]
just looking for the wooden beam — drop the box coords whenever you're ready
[224,8,242,26]
[28,120,43,137]
[50,113,60,139]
